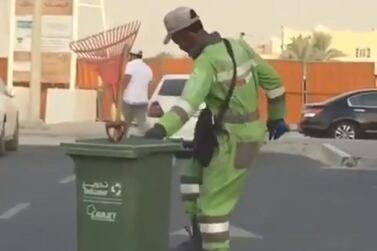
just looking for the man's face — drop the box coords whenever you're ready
[171,30,195,54]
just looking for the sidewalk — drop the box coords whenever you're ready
[21,121,107,138]
[20,121,377,168]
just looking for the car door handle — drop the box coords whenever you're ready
[353,108,366,112]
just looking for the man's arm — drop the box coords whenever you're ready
[0,78,6,95]
[254,54,287,121]
[239,40,287,121]
[118,61,134,106]
[118,74,131,106]
[148,81,154,99]
[147,67,154,98]
[157,56,214,136]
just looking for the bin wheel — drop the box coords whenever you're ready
[0,122,5,156]
[6,116,19,151]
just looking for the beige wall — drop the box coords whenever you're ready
[45,89,97,124]
[13,87,30,122]
[12,87,97,124]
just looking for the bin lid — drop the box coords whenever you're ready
[61,137,183,159]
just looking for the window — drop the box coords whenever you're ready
[158,79,187,96]
[355,47,371,58]
[348,92,377,107]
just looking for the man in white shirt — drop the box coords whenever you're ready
[121,50,153,135]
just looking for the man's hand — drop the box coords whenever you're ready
[144,123,167,139]
[267,119,289,140]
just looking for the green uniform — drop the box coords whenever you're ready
[159,37,286,251]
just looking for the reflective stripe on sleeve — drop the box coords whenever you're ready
[177,99,195,115]
[170,99,195,123]
[267,93,285,105]
[266,86,285,99]
[217,60,253,83]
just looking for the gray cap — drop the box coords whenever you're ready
[163,6,200,44]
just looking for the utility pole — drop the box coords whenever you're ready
[28,0,42,126]
[280,25,285,54]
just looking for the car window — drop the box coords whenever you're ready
[324,91,352,104]
[348,93,377,107]
[158,79,187,96]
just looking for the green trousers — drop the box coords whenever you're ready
[180,135,261,251]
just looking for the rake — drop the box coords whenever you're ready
[70,20,141,142]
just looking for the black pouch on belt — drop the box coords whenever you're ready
[192,107,218,167]
[192,38,237,167]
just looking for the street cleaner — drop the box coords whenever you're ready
[145,6,289,251]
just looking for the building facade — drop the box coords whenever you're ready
[277,25,377,63]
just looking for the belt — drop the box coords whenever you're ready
[221,110,260,124]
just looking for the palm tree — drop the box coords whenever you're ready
[281,32,346,61]
[281,34,312,61]
[310,32,346,61]
[280,31,346,104]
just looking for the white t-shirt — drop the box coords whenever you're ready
[123,59,153,105]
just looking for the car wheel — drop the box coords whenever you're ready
[0,123,5,156]
[6,117,19,151]
[331,121,360,139]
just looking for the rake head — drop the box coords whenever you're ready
[70,21,142,142]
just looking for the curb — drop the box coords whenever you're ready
[262,141,363,168]
[261,141,319,158]
[354,158,377,168]
[320,143,358,168]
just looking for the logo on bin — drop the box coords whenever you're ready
[82,182,109,196]
[82,182,122,197]
[86,204,117,222]
[110,183,122,197]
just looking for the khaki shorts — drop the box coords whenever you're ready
[122,102,149,133]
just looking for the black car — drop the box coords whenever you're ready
[299,89,377,139]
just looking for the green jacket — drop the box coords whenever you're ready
[159,36,286,142]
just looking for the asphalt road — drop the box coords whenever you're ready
[0,146,377,251]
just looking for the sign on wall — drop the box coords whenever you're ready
[13,0,73,84]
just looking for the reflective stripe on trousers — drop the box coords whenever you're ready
[199,215,230,249]
[180,176,201,201]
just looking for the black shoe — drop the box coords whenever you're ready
[173,240,201,251]
[173,225,202,251]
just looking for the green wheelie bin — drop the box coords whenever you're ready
[61,137,182,251]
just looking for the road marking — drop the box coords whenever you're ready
[59,175,76,184]
[171,225,263,239]
[0,203,31,220]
